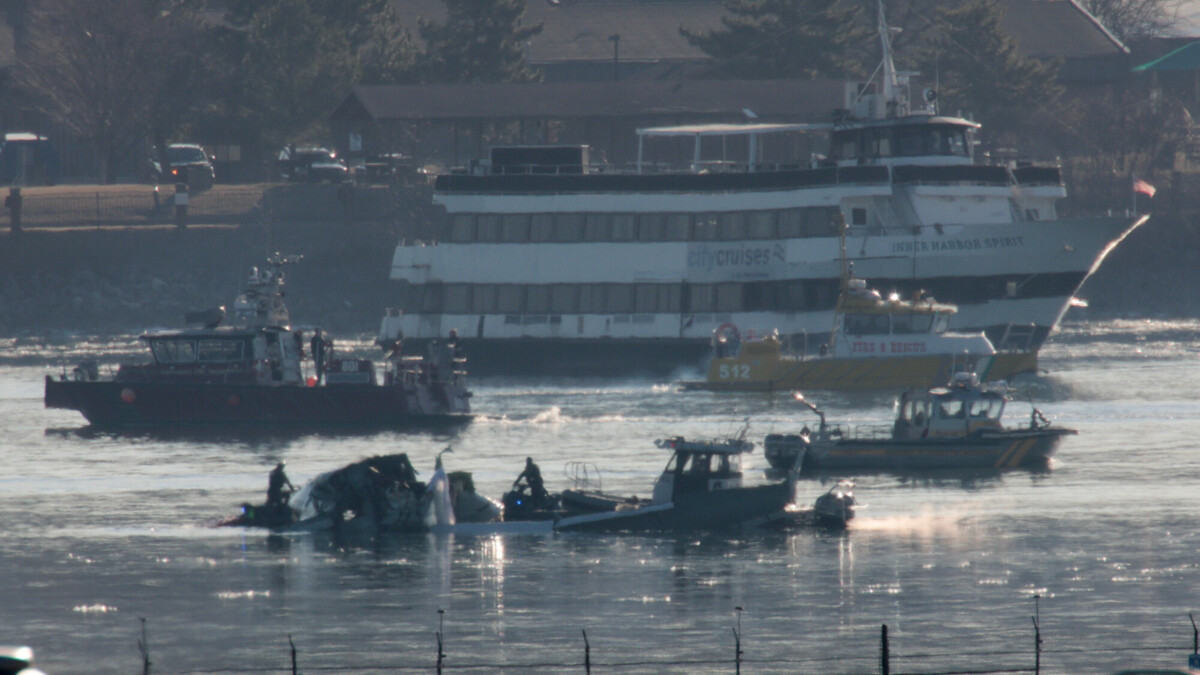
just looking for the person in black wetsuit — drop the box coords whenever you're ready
[267,462,296,508]
[513,457,550,506]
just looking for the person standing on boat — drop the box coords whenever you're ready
[513,457,549,505]
[267,462,296,508]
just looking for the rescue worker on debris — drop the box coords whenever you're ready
[267,462,296,508]
[512,457,550,506]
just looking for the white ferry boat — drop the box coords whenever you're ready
[380,6,1146,375]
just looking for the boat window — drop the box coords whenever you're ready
[747,210,776,239]
[197,339,246,362]
[584,214,611,242]
[778,208,803,238]
[550,284,579,313]
[421,284,443,312]
[892,313,933,334]
[151,339,197,363]
[496,285,524,313]
[501,214,530,242]
[531,214,555,242]
[477,214,502,242]
[526,285,550,313]
[694,213,718,241]
[658,284,681,313]
[932,313,950,333]
[449,214,475,243]
[635,284,658,313]
[717,212,746,240]
[638,213,666,241]
[894,125,970,158]
[443,284,472,313]
[472,284,497,313]
[607,285,634,313]
[688,453,711,474]
[844,313,889,335]
[555,213,585,242]
[715,283,742,312]
[688,284,715,312]
[806,207,838,237]
[715,453,734,475]
[579,284,607,313]
[938,399,965,419]
[664,213,691,241]
[611,214,637,241]
[970,395,1005,420]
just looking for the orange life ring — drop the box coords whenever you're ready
[714,322,741,343]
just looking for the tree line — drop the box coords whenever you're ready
[4,0,1183,184]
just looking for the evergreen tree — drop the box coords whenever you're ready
[915,0,1062,145]
[213,0,415,151]
[416,0,544,84]
[681,0,870,80]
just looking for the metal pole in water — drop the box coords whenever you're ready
[881,624,889,675]
[582,629,590,674]
[1032,594,1042,675]
[1190,613,1198,654]
[436,608,446,674]
[138,617,151,675]
[733,606,744,674]
[288,634,297,675]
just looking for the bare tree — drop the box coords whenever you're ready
[1079,0,1182,42]
[14,0,198,183]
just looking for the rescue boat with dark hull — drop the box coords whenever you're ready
[763,372,1075,474]
[44,254,472,428]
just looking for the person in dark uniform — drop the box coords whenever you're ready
[512,457,549,505]
[267,462,296,508]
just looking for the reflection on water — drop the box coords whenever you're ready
[3,321,1200,672]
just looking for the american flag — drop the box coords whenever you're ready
[1133,176,1156,198]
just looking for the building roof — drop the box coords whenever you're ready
[998,0,1128,57]
[338,79,848,122]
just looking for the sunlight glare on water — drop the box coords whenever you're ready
[2,318,1200,673]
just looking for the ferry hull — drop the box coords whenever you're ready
[764,429,1074,473]
[382,214,1146,375]
[44,377,472,428]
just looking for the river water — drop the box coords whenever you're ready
[3,318,1199,674]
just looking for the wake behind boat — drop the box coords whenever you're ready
[44,254,472,427]
[763,372,1076,474]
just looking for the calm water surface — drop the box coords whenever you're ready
[2,318,1199,674]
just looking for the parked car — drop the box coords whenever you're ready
[151,143,215,189]
[278,146,349,183]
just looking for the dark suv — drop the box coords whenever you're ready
[278,146,349,183]
[151,143,215,189]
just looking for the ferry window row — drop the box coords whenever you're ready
[830,124,971,162]
[444,207,840,244]
[400,280,841,315]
